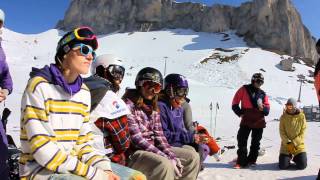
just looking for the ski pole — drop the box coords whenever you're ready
[214,102,219,137]
[209,102,213,136]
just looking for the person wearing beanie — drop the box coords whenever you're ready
[278,98,307,170]
[0,8,12,179]
[19,27,120,180]
[232,72,270,169]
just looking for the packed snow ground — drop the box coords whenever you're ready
[2,28,319,179]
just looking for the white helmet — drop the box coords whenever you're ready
[91,54,123,75]
[0,9,5,23]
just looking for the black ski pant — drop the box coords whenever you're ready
[0,133,8,180]
[279,152,307,170]
[236,125,263,166]
[0,164,8,180]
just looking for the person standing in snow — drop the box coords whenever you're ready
[122,67,200,180]
[314,39,320,180]
[19,27,120,180]
[158,73,220,171]
[0,9,13,179]
[232,72,270,168]
[84,54,146,179]
[314,39,320,107]
[278,98,307,170]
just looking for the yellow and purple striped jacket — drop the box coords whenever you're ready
[20,76,111,180]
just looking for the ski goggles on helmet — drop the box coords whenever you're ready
[141,72,162,85]
[142,80,162,94]
[73,43,96,60]
[107,65,125,79]
[60,26,98,50]
[174,87,188,97]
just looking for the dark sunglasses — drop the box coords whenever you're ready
[142,81,162,94]
[73,43,96,60]
[254,79,264,85]
[107,65,125,79]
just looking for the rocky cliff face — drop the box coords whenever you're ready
[56,0,317,61]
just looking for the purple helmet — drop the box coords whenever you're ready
[164,74,188,89]
[164,74,189,98]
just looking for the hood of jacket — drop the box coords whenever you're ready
[29,63,82,95]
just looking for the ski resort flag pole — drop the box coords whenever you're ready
[209,102,213,136]
[214,102,219,137]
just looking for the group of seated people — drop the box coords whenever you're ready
[16,26,310,180]
[18,26,221,180]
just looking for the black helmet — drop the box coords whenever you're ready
[135,67,163,87]
[251,73,264,84]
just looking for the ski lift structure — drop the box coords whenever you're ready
[302,105,320,122]
[296,74,320,121]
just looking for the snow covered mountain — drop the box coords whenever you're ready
[2,28,319,179]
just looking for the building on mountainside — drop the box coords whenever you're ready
[280,58,295,71]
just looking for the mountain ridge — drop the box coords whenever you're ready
[56,0,317,62]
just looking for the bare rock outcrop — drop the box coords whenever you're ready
[56,0,317,61]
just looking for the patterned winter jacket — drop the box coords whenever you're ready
[20,65,111,180]
[123,89,177,160]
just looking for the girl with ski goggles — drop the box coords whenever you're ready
[142,80,162,94]
[59,26,98,50]
[72,43,96,60]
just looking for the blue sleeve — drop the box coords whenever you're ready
[159,103,194,145]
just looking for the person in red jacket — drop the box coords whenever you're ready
[232,73,270,168]
[314,39,320,180]
[314,39,320,107]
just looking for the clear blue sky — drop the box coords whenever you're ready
[0,0,319,39]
